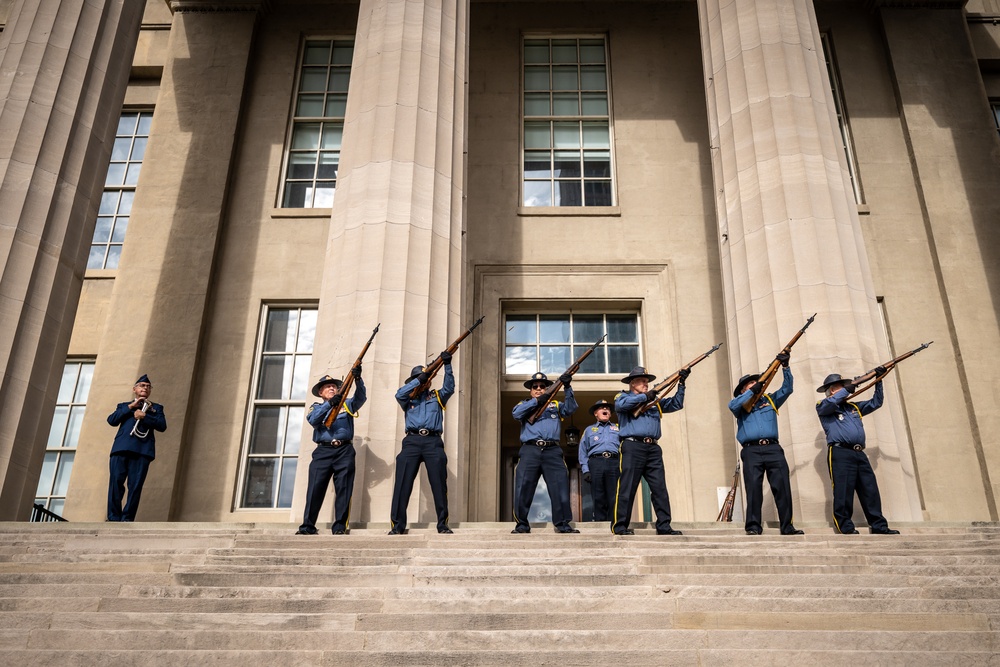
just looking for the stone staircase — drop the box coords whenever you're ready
[0,521,998,665]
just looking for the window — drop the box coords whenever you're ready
[991,101,1000,138]
[238,306,317,509]
[279,39,354,208]
[522,37,614,207]
[35,361,94,518]
[821,34,863,204]
[504,313,640,375]
[88,111,152,269]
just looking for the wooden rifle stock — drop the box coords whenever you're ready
[324,323,380,428]
[632,343,723,417]
[845,341,933,401]
[526,334,607,425]
[409,315,486,398]
[743,313,816,412]
[716,462,741,522]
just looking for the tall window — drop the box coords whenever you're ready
[991,101,1000,139]
[88,111,153,269]
[35,361,94,518]
[504,313,640,375]
[821,34,863,204]
[280,39,354,208]
[238,306,317,509]
[522,36,614,207]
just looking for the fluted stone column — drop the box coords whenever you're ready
[696,0,921,522]
[63,0,263,521]
[296,0,468,526]
[0,0,143,520]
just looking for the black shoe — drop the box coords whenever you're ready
[332,528,346,535]
[295,529,318,535]
[782,528,805,535]
[746,528,762,535]
[871,528,900,535]
[555,527,580,534]
[615,528,635,536]
[387,528,407,535]
[438,527,454,534]
[511,526,530,534]
[657,529,683,536]
[841,529,860,534]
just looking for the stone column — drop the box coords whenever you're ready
[0,0,143,520]
[696,0,920,521]
[64,0,264,520]
[296,0,469,526]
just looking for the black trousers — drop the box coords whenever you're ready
[740,443,795,533]
[299,443,356,533]
[828,445,889,533]
[512,444,572,530]
[389,434,450,532]
[587,455,620,522]
[612,439,673,534]
[107,452,152,521]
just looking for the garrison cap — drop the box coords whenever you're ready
[134,374,151,386]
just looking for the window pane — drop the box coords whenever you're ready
[296,94,324,116]
[287,153,316,179]
[48,499,65,517]
[328,71,350,92]
[582,122,610,148]
[111,138,132,161]
[284,406,304,455]
[574,346,604,373]
[584,181,613,206]
[277,458,297,508]
[118,191,134,215]
[75,364,94,402]
[88,246,107,270]
[539,316,570,343]
[553,122,580,148]
[296,310,317,352]
[250,407,282,454]
[524,122,551,149]
[283,183,309,208]
[580,65,607,91]
[117,114,138,135]
[57,365,78,403]
[332,44,354,65]
[552,92,579,116]
[583,150,611,177]
[581,93,608,115]
[124,164,141,186]
[304,41,331,65]
[579,41,605,64]
[92,217,113,243]
[523,152,551,179]
[554,180,582,206]
[553,151,581,178]
[609,346,639,374]
[47,406,69,449]
[523,93,550,116]
[137,114,153,135]
[51,453,74,496]
[36,452,58,496]
[523,180,551,207]
[105,163,126,186]
[607,316,637,342]
[321,124,343,149]
[552,66,578,91]
[264,310,298,352]
[99,191,119,215]
[506,316,536,344]
[64,406,85,448]
[317,153,338,179]
[523,41,549,64]
[551,40,577,63]
[299,69,327,92]
[524,66,550,91]
[313,184,335,208]
[110,218,128,244]
[105,246,122,270]
[505,346,537,374]
[291,355,312,401]
[291,123,321,149]
[258,356,293,400]
[242,458,277,508]
[130,137,148,161]
[325,94,347,117]
[573,316,603,343]
[539,346,571,374]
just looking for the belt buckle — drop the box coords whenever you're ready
[642,437,654,444]
[534,439,547,447]
[852,444,864,451]
[331,440,342,447]
[601,452,612,458]
[758,439,768,446]
[418,428,430,436]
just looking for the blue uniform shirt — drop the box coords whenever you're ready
[513,386,578,442]
[395,363,455,432]
[306,378,367,443]
[728,367,793,443]
[817,380,883,446]
[108,401,167,460]
[614,384,685,440]
[578,420,620,473]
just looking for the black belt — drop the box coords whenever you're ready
[830,442,865,451]
[526,440,559,448]
[623,436,657,445]
[406,429,441,437]
[742,438,779,447]
[590,452,619,459]
[320,439,352,447]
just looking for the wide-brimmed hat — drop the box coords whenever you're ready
[589,399,613,415]
[816,373,849,393]
[311,374,343,397]
[406,365,426,382]
[733,373,760,397]
[523,372,553,389]
[620,366,656,384]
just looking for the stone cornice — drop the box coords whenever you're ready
[169,0,269,13]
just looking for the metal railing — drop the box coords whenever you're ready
[31,503,68,522]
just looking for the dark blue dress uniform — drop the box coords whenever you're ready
[817,374,896,534]
[388,363,455,534]
[612,367,684,535]
[106,375,166,522]
[728,366,801,535]
[297,375,366,535]
[578,400,620,522]
[511,372,578,533]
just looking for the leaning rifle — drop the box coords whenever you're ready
[409,315,486,398]
[743,313,816,412]
[845,341,933,401]
[526,334,607,425]
[632,343,723,417]
[324,323,380,427]
[717,462,741,522]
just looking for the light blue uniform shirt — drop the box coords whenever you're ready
[306,378,366,443]
[513,386,578,443]
[395,364,455,433]
[614,385,685,441]
[817,381,883,446]
[728,367,793,443]
[578,421,620,473]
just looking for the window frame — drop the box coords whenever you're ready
[234,303,318,511]
[519,33,618,209]
[820,32,864,205]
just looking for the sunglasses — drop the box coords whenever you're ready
[530,383,548,390]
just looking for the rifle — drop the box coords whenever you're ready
[324,323,380,427]
[717,462,741,522]
[632,343,723,417]
[845,341,933,401]
[409,315,486,398]
[526,334,607,425]
[743,313,816,412]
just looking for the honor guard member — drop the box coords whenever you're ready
[296,367,366,535]
[728,353,804,536]
[817,369,899,535]
[106,374,166,522]
[511,372,579,534]
[388,352,455,534]
[578,399,620,522]
[612,366,687,536]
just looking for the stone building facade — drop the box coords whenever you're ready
[2,0,999,528]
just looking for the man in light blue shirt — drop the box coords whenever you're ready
[578,399,620,522]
